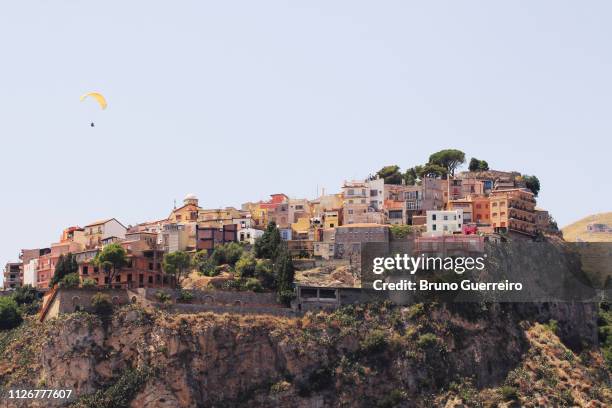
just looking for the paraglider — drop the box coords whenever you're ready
[80,92,107,109]
[81,92,107,127]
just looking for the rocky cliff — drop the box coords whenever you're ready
[0,300,609,407]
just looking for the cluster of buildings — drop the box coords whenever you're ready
[2,169,553,291]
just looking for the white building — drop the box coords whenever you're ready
[237,228,264,245]
[23,258,39,287]
[83,218,127,248]
[426,209,463,236]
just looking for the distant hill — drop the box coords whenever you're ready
[562,212,612,242]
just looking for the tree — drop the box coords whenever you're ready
[11,285,40,316]
[0,297,22,330]
[91,293,113,317]
[94,243,128,287]
[523,175,541,197]
[428,149,466,177]
[50,253,78,287]
[235,253,257,278]
[376,165,403,185]
[468,157,489,172]
[403,167,419,186]
[211,242,244,266]
[274,245,295,296]
[162,251,192,288]
[254,222,282,259]
[59,273,80,288]
[418,163,447,179]
[255,259,275,289]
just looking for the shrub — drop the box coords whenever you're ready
[59,273,80,288]
[500,385,519,401]
[270,380,291,394]
[82,278,97,288]
[155,291,171,303]
[91,293,114,316]
[360,330,388,354]
[277,290,295,306]
[417,333,439,349]
[211,242,244,266]
[255,259,275,289]
[0,297,22,330]
[235,253,257,278]
[244,278,263,292]
[177,290,193,302]
[544,319,559,335]
[377,389,406,408]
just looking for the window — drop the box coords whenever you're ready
[348,189,354,195]
[432,214,437,220]
[127,274,132,282]
[330,223,334,228]
[149,263,154,270]
[476,204,481,209]
[360,199,366,204]
[93,266,99,273]
[492,212,497,217]
[492,202,497,207]
[501,212,506,216]
[458,223,461,228]
[116,275,121,282]
[148,276,153,284]
[432,224,437,230]
[82,266,89,275]
[370,190,378,196]
[348,210,354,215]
[443,225,448,231]
[443,215,448,221]
[127,260,133,268]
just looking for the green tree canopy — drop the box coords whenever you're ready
[94,243,128,287]
[211,242,244,266]
[468,157,489,172]
[428,149,466,177]
[162,251,192,288]
[418,163,448,179]
[12,285,40,316]
[273,245,295,294]
[50,253,78,288]
[254,222,282,259]
[0,297,22,330]
[376,165,403,185]
[522,175,541,197]
[403,166,420,186]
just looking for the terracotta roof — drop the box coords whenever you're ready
[84,218,113,227]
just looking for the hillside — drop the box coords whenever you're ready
[562,213,612,242]
[0,302,609,407]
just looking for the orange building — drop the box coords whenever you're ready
[489,189,536,236]
[471,196,491,224]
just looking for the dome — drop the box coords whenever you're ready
[184,193,197,200]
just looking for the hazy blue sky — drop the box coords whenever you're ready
[1,1,611,279]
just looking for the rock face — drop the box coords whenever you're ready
[0,301,609,407]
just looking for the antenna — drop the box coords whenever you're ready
[173,199,177,209]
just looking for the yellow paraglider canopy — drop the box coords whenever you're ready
[80,92,107,110]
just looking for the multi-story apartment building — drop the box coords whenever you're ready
[342,179,385,225]
[489,188,537,236]
[83,218,127,249]
[3,262,23,289]
[196,224,238,254]
[168,194,201,224]
[426,209,464,236]
[448,199,473,223]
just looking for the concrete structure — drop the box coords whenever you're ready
[489,188,536,236]
[196,224,238,254]
[237,227,264,245]
[342,180,385,225]
[160,223,193,253]
[471,196,491,224]
[314,241,335,259]
[448,199,473,223]
[586,222,612,233]
[426,209,464,236]
[334,223,389,261]
[83,218,127,249]
[3,262,23,289]
[23,258,39,287]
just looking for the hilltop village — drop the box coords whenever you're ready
[2,152,559,320]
